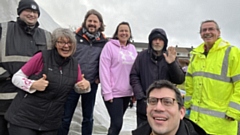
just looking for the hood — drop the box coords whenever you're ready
[109,39,132,49]
[148,28,168,51]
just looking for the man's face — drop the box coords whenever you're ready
[85,14,101,34]
[19,9,38,26]
[147,88,185,135]
[200,22,220,46]
[152,38,164,52]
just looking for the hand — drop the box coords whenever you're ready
[163,46,176,64]
[76,74,90,90]
[109,99,113,103]
[225,115,234,121]
[31,74,49,91]
[95,78,100,84]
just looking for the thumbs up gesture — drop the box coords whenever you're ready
[75,74,90,92]
[31,74,49,91]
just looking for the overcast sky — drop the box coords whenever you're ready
[1,0,240,48]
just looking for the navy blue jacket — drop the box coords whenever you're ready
[74,28,107,83]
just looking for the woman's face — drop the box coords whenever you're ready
[117,24,131,45]
[55,37,74,58]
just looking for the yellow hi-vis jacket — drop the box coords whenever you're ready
[184,38,240,135]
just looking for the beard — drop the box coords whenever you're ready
[152,45,163,52]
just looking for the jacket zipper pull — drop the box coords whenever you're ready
[59,67,63,74]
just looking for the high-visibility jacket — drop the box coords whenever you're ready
[184,38,240,135]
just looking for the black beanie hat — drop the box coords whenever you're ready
[17,0,40,17]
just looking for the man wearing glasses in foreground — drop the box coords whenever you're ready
[132,80,206,135]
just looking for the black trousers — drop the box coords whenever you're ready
[8,124,58,135]
[104,97,130,135]
[136,99,147,127]
[0,115,9,135]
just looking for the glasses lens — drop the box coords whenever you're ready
[162,97,174,106]
[148,97,158,105]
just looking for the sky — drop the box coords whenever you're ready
[1,0,240,48]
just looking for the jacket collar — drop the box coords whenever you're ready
[17,17,39,35]
[191,38,231,55]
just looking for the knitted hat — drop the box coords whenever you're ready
[17,0,40,17]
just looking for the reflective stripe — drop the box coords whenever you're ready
[0,22,32,62]
[0,23,52,62]
[44,30,52,50]
[0,92,17,100]
[0,67,7,75]
[229,102,240,111]
[192,72,232,82]
[191,46,240,83]
[191,105,226,118]
[186,72,192,77]
[232,75,240,82]
[184,96,191,102]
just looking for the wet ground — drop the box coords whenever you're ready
[68,86,136,135]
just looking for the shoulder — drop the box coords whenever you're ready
[137,49,148,57]
[183,118,206,135]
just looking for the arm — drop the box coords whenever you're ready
[12,52,47,93]
[168,59,185,84]
[184,55,194,109]
[226,47,240,120]
[130,54,145,100]
[163,47,185,84]
[99,43,113,101]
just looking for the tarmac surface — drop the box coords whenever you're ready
[68,85,136,135]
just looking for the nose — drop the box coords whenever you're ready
[29,11,35,16]
[154,101,165,111]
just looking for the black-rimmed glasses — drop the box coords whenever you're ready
[147,97,177,107]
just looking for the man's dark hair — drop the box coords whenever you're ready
[82,9,105,32]
[146,80,184,109]
[112,21,133,44]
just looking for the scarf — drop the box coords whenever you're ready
[82,27,100,41]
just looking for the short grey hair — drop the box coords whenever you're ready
[52,28,77,55]
[200,20,220,33]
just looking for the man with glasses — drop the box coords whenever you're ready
[185,20,240,135]
[132,80,206,135]
[0,0,51,135]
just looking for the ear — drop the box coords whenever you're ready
[179,107,186,120]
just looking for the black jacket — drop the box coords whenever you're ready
[130,28,185,100]
[0,18,51,114]
[132,118,206,135]
[5,49,78,131]
[74,28,107,83]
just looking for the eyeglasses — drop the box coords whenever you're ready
[147,97,177,107]
[56,41,72,47]
[24,9,38,14]
[201,27,217,32]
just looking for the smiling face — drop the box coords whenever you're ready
[147,88,185,135]
[55,37,74,58]
[19,9,38,26]
[85,14,101,34]
[117,24,131,45]
[200,22,220,47]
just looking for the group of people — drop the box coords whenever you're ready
[0,0,240,135]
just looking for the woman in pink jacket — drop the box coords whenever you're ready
[99,22,138,135]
